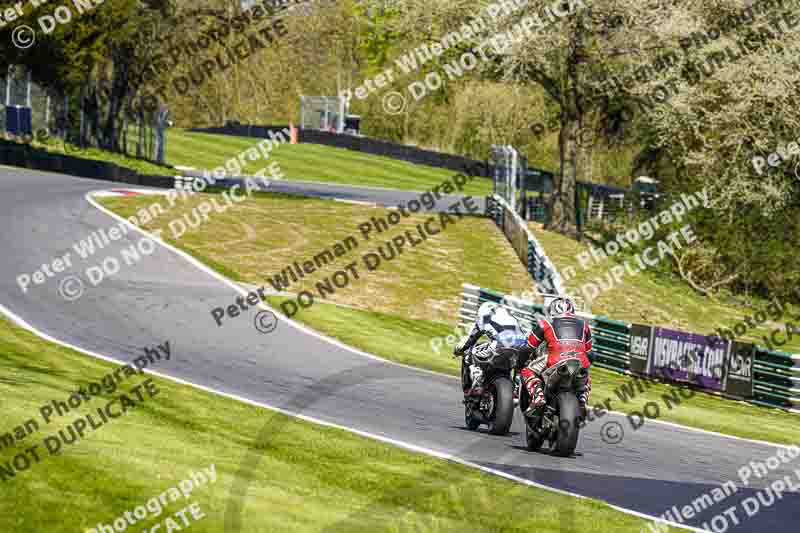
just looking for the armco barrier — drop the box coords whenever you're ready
[485,195,565,296]
[0,139,174,189]
[189,124,292,140]
[752,346,800,411]
[173,175,272,193]
[189,124,491,177]
[459,283,800,413]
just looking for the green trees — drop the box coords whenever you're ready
[387,0,799,300]
[0,0,173,149]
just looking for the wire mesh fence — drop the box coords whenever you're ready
[1,65,168,164]
[490,144,520,207]
[299,95,347,132]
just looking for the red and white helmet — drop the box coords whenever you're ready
[547,297,575,317]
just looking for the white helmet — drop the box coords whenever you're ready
[547,297,575,317]
[478,301,499,317]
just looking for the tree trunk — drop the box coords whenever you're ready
[549,114,580,236]
[104,47,132,153]
[546,12,590,238]
[86,89,100,148]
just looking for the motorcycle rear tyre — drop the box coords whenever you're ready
[487,377,514,435]
[465,404,481,430]
[554,392,580,456]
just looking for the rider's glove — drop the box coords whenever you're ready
[453,335,469,357]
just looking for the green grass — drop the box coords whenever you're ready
[265,295,460,374]
[20,135,171,176]
[265,296,800,445]
[23,127,493,194]
[0,318,679,532]
[99,192,534,325]
[165,129,493,194]
[529,223,800,353]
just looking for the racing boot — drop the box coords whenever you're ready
[577,389,589,420]
[577,377,591,419]
[523,379,545,417]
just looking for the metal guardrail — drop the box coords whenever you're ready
[459,283,800,413]
[486,195,565,296]
[752,347,800,411]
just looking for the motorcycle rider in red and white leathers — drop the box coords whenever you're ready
[521,297,593,418]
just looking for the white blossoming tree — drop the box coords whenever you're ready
[391,0,800,296]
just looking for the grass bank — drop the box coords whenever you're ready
[167,129,493,195]
[27,128,493,195]
[99,192,532,324]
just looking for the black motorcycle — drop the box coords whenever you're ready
[518,355,589,456]
[459,332,526,436]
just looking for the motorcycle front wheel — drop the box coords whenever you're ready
[462,359,481,430]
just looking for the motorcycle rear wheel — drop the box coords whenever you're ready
[464,404,481,430]
[554,392,580,456]
[487,377,514,435]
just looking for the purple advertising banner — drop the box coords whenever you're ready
[649,327,730,391]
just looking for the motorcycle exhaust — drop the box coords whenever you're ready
[547,368,567,394]
[573,367,589,388]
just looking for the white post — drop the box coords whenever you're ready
[64,94,69,137]
[26,67,31,107]
[508,145,517,206]
[300,96,305,130]
[339,96,345,133]
[5,64,11,106]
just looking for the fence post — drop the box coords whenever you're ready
[5,64,10,107]
[156,108,169,164]
[137,105,144,159]
[575,182,583,241]
[79,89,86,149]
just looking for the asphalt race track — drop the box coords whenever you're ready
[180,167,489,212]
[270,177,488,212]
[1,166,798,532]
